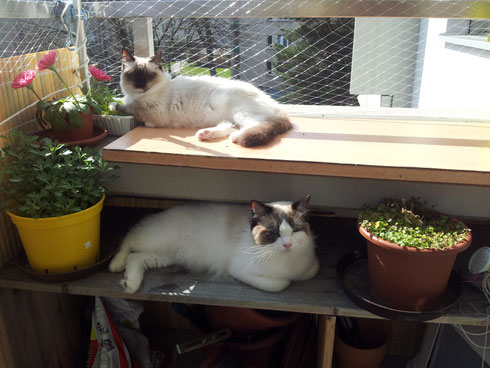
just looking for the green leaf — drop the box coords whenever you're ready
[64,101,79,114]
[76,95,88,104]
[79,102,90,114]
[0,131,118,217]
[53,110,69,131]
[36,100,51,110]
[68,112,83,128]
[44,106,55,124]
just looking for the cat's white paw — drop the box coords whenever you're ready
[121,274,142,294]
[109,102,118,112]
[230,130,241,144]
[195,128,215,141]
[108,252,127,273]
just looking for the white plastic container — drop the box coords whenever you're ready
[93,115,135,136]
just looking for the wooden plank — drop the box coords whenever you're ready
[0,289,85,368]
[317,315,336,368]
[0,212,21,267]
[0,301,15,368]
[0,242,487,326]
[103,118,490,186]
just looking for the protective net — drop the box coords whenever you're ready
[0,0,488,130]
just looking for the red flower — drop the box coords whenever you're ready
[12,70,36,89]
[36,50,58,71]
[89,66,111,82]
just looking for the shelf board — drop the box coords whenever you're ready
[0,241,486,326]
[103,117,490,186]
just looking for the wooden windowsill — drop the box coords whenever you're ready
[103,117,490,186]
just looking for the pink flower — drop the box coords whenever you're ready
[89,66,111,82]
[12,70,37,89]
[36,50,58,71]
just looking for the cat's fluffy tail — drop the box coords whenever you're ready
[237,114,292,147]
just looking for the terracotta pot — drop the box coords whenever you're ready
[51,109,94,143]
[199,326,289,368]
[359,224,472,311]
[228,326,289,368]
[334,318,389,368]
[204,305,300,334]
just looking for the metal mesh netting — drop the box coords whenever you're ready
[0,0,489,129]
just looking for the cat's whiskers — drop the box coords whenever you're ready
[243,247,274,272]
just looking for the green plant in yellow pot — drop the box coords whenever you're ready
[0,132,118,274]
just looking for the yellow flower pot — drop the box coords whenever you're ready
[7,194,105,274]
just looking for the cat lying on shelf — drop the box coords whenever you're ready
[110,48,292,147]
[108,196,319,293]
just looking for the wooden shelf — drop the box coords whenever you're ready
[0,239,486,326]
[103,117,490,186]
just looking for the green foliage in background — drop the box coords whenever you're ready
[87,85,123,116]
[275,18,359,106]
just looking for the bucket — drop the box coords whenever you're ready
[334,318,389,368]
[7,194,105,274]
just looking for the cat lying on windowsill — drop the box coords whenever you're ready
[110,49,292,147]
[109,196,319,293]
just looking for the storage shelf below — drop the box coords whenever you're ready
[0,240,486,326]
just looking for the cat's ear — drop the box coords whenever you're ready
[150,50,162,65]
[250,200,270,218]
[122,48,135,63]
[292,195,311,215]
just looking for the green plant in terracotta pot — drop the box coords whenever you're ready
[0,131,118,274]
[12,50,103,143]
[87,67,135,136]
[358,197,472,311]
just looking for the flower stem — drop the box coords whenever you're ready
[27,85,43,101]
[51,66,80,105]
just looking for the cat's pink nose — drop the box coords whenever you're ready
[283,242,292,249]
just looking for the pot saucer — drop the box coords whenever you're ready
[336,248,463,322]
[34,126,108,146]
[16,238,118,283]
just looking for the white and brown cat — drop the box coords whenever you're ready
[110,49,292,147]
[108,196,319,293]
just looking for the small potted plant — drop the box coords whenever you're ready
[87,66,135,136]
[12,50,107,144]
[0,131,118,274]
[358,197,472,311]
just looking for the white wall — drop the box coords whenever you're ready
[416,18,490,109]
[350,18,421,108]
[107,164,490,220]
